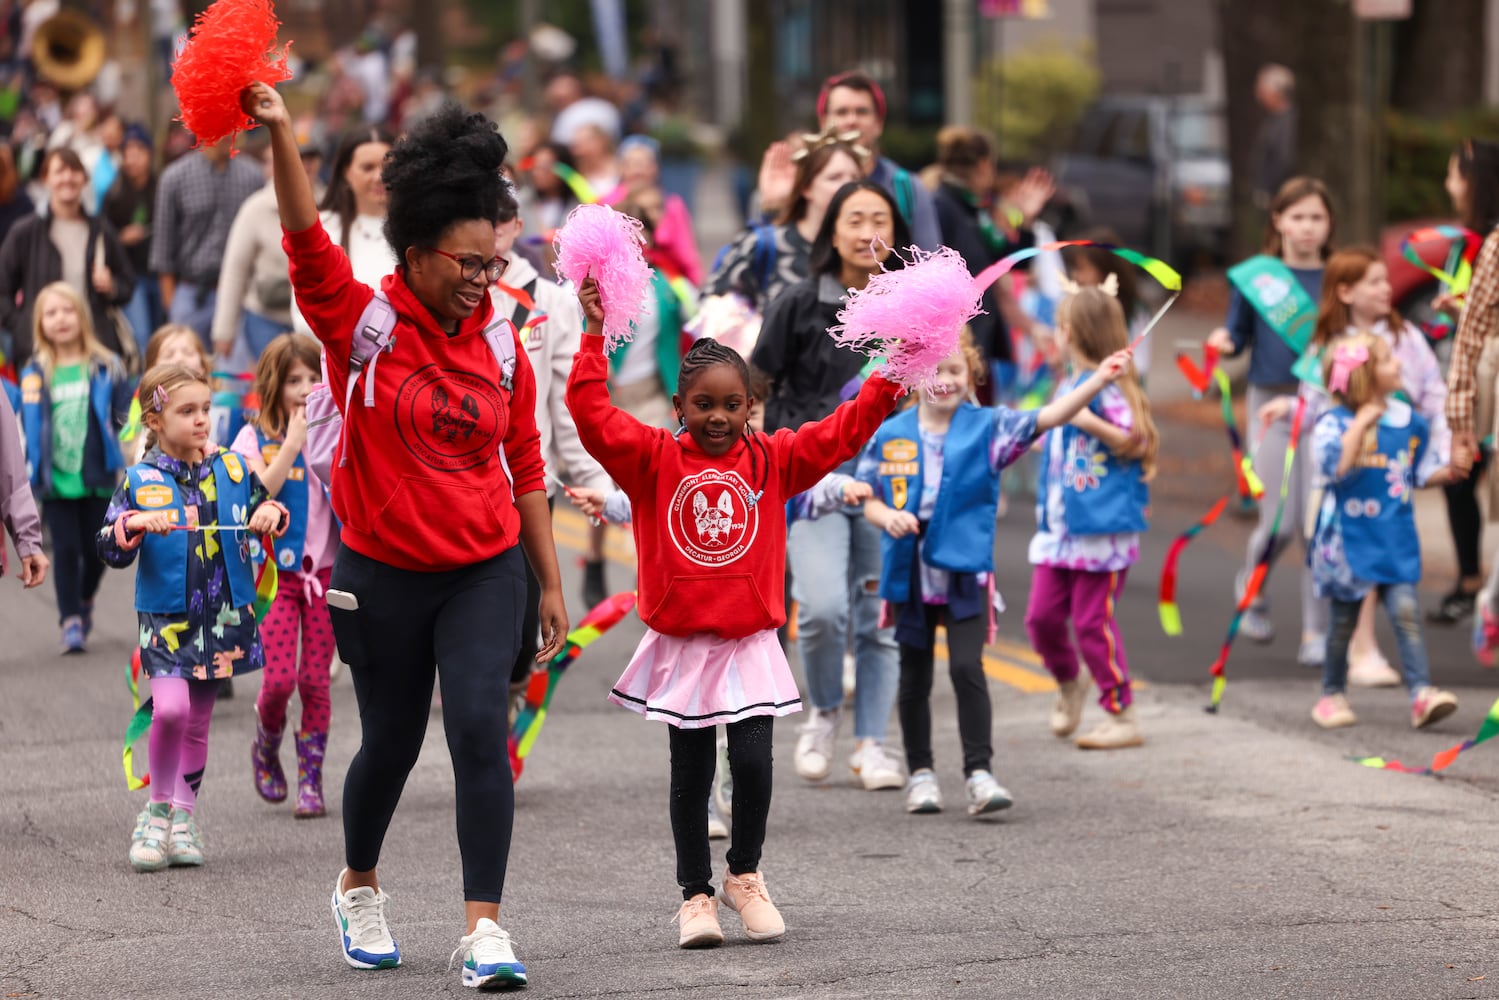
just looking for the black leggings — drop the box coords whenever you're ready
[669,716,774,900]
[46,494,110,623]
[897,603,993,776]
[1444,450,1489,581]
[511,496,554,686]
[328,544,526,903]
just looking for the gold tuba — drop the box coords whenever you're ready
[32,11,106,92]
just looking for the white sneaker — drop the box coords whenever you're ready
[964,770,1014,816]
[331,869,401,970]
[904,769,943,813]
[841,651,857,703]
[707,796,729,840]
[450,917,527,989]
[793,709,839,782]
[1348,652,1402,688]
[1297,634,1327,669]
[1239,608,1275,644]
[848,739,903,790]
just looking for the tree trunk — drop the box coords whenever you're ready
[1391,0,1485,115]
[1215,0,1284,258]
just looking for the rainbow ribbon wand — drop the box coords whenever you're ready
[509,591,638,780]
[1158,496,1229,636]
[1351,696,1499,776]
[1206,395,1307,712]
[548,471,602,527]
[1213,369,1266,501]
[168,523,253,532]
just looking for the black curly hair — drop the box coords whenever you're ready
[381,102,512,261]
[677,338,771,506]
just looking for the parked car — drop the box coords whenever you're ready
[1050,95,1231,269]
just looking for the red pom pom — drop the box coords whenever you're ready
[172,0,292,148]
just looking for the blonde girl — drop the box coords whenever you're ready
[17,281,131,652]
[231,334,338,817]
[121,324,214,462]
[1025,287,1157,750]
[1307,334,1457,730]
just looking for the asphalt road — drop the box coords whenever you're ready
[4,400,1499,999]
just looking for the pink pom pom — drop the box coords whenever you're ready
[553,204,653,353]
[829,245,983,394]
[171,0,292,148]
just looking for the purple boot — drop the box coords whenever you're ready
[294,729,327,818]
[251,711,288,803]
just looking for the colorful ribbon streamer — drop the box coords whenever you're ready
[123,531,277,789]
[1351,696,1499,776]
[972,240,1184,298]
[550,162,599,205]
[1400,225,1481,296]
[1158,496,1229,636]
[509,590,639,780]
[1212,368,1266,501]
[1206,395,1307,712]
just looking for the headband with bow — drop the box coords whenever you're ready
[1328,340,1369,395]
[789,125,870,165]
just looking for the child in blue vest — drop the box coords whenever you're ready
[1308,333,1459,730]
[1025,288,1158,751]
[232,333,338,817]
[858,327,1133,816]
[98,364,287,872]
[18,281,134,653]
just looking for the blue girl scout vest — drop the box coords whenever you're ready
[871,404,998,604]
[1034,378,1148,537]
[126,450,258,614]
[1323,404,1427,585]
[245,429,312,572]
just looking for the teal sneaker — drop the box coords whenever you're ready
[167,809,203,867]
[451,918,527,990]
[129,802,171,872]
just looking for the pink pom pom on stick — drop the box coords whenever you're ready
[171,0,293,149]
[829,244,983,395]
[553,204,654,353]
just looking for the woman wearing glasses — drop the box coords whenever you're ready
[244,84,565,990]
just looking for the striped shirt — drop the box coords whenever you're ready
[1445,227,1499,436]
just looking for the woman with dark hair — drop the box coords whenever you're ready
[244,82,564,989]
[0,147,135,368]
[1438,139,1499,628]
[751,179,908,793]
[704,129,865,313]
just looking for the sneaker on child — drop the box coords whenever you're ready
[129,802,171,873]
[1075,706,1144,749]
[1296,634,1327,670]
[1050,675,1090,737]
[1472,593,1499,668]
[449,917,527,989]
[1311,693,1357,729]
[674,894,724,949]
[331,869,401,970]
[904,769,943,814]
[1347,652,1401,688]
[720,871,785,942]
[60,615,86,655]
[1239,609,1274,644]
[964,770,1013,816]
[1411,687,1458,729]
[793,708,839,782]
[167,808,203,867]
[849,739,903,790]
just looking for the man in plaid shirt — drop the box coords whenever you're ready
[1444,233,1499,476]
[149,136,262,349]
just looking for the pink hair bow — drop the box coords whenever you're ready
[1328,341,1369,394]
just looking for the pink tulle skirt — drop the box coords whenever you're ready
[608,628,803,729]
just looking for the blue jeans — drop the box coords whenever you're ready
[787,510,898,740]
[168,283,217,350]
[240,309,291,360]
[1324,583,1430,700]
[123,278,164,357]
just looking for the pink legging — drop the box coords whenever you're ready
[1024,566,1134,713]
[256,567,335,735]
[148,677,218,813]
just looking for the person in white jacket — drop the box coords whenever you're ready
[491,191,611,688]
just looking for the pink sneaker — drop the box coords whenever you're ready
[1311,694,1356,729]
[1473,602,1499,668]
[720,871,785,942]
[1411,687,1458,729]
[674,894,723,949]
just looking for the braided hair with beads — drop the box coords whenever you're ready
[676,338,772,508]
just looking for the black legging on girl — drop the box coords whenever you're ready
[328,544,526,903]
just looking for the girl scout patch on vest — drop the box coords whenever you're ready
[135,484,174,509]
[221,452,245,483]
[882,439,918,463]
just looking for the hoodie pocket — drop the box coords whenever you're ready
[646,573,774,638]
[372,476,505,554]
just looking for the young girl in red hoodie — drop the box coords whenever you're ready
[567,278,904,950]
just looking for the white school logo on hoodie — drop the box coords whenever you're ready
[667,469,759,567]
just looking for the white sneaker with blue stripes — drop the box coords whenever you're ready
[331,869,401,970]
[451,918,527,990]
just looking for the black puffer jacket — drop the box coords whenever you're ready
[751,273,870,433]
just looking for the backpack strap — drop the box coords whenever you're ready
[751,225,777,295]
[344,292,399,412]
[481,315,518,393]
[892,167,915,226]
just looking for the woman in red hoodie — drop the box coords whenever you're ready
[243,83,564,990]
